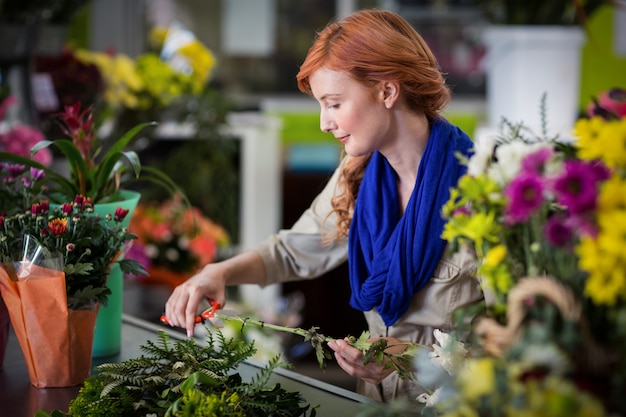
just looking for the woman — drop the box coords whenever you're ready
[165,8,484,403]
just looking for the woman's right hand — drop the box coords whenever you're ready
[164,262,227,337]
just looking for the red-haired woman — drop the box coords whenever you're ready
[165,8,485,404]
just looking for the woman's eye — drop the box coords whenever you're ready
[327,104,339,110]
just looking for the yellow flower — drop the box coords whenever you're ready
[442,211,501,258]
[178,40,216,92]
[575,117,626,169]
[483,245,507,268]
[574,116,606,162]
[457,358,495,400]
[597,119,626,169]
[598,174,626,212]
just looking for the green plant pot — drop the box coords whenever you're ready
[91,190,141,358]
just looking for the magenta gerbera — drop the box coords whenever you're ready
[504,172,545,224]
[553,160,600,215]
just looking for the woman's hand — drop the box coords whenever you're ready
[164,263,227,337]
[327,337,408,385]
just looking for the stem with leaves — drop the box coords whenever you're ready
[213,311,423,382]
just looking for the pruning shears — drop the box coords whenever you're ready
[160,299,225,329]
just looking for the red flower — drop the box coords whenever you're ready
[57,103,96,169]
[114,207,130,221]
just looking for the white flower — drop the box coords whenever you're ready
[417,387,443,407]
[429,329,468,376]
[488,141,548,185]
[467,134,496,177]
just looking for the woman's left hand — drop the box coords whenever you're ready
[327,337,405,385]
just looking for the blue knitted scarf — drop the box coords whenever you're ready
[348,119,472,326]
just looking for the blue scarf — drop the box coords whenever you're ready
[348,119,472,326]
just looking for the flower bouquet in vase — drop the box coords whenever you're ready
[0,102,185,358]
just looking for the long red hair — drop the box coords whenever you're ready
[296,8,450,241]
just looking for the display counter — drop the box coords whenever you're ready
[0,314,381,416]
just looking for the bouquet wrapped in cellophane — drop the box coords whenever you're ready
[0,234,99,387]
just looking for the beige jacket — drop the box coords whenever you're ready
[253,159,485,403]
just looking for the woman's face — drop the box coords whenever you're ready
[309,68,392,157]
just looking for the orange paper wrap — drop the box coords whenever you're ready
[0,263,99,388]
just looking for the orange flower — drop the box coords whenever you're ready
[48,218,68,236]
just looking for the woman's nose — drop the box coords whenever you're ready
[320,113,335,133]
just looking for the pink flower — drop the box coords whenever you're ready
[553,160,600,215]
[504,172,545,224]
[543,214,573,247]
[587,87,626,119]
[521,147,554,175]
[0,124,52,165]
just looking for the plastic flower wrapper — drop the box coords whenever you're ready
[0,234,99,388]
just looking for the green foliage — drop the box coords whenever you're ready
[41,330,314,417]
[348,331,419,382]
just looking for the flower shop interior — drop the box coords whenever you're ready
[1,0,626,416]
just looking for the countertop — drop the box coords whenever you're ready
[0,314,382,417]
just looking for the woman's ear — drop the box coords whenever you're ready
[381,81,400,109]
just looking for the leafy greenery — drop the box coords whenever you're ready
[36,330,315,417]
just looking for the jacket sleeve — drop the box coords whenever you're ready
[252,160,349,285]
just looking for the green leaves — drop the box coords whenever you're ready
[50,330,315,417]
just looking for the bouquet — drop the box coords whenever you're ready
[422,90,626,415]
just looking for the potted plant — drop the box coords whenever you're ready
[0,163,145,387]
[0,101,186,357]
[474,0,610,136]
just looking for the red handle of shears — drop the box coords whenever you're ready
[160,299,221,326]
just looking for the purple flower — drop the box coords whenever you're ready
[29,168,45,181]
[521,147,554,175]
[6,164,25,177]
[543,214,573,247]
[504,172,545,224]
[553,160,599,215]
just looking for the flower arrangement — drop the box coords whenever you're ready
[126,195,229,286]
[426,88,626,415]
[0,163,144,309]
